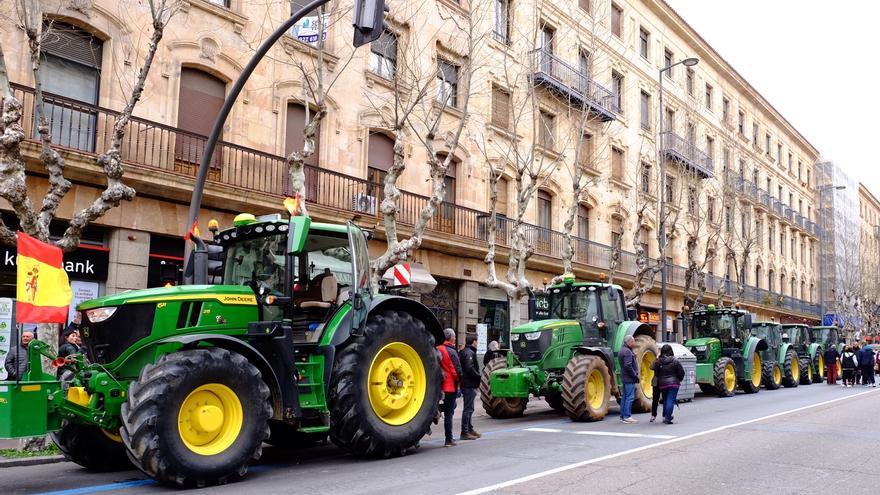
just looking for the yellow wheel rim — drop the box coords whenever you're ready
[818,355,825,378]
[586,369,605,410]
[791,358,799,382]
[101,428,123,444]
[640,351,656,400]
[178,383,243,456]
[724,363,736,392]
[751,354,762,387]
[773,366,781,384]
[367,342,426,426]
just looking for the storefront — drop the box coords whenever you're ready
[421,277,460,331]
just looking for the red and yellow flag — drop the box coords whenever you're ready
[16,233,73,324]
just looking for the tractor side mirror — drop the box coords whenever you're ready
[744,314,753,329]
[627,309,638,321]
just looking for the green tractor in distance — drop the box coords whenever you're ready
[0,212,445,487]
[750,321,799,389]
[781,324,818,384]
[684,305,765,397]
[480,278,658,422]
[811,326,845,379]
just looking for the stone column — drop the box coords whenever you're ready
[458,281,480,341]
[105,228,150,295]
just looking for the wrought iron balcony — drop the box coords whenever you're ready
[660,131,713,179]
[758,189,773,209]
[531,50,619,122]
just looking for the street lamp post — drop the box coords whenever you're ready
[817,184,846,323]
[657,57,698,342]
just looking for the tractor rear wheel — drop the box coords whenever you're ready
[328,309,441,458]
[480,358,528,418]
[813,353,826,383]
[739,353,762,394]
[545,392,565,412]
[562,354,611,422]
[782,350,800,387]
[632,335,659,413]
[798,357,813,385]
[698,383,718,395]
[51,422,131,471]
[265,421,328,449]
[763,361,782,390]
[713,357,737,397]
[120,348,272,487]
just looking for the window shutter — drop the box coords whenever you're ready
[491,86,510,128]
[285,102,321,167]
[42,21,103,68]
[367,132,394,171]
[497,177,509,216]
[176,68,225,166]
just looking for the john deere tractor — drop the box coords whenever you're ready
[811,326,845,380]
[750,321,799,389]
[0,212,444,487]
[781,324,817,385]
[684,305,765,397]
[480,278,658,422]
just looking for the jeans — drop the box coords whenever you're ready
[460,387,477,435]
[661,386,679,421]
[442,392,457,442]
[620,382,636,419]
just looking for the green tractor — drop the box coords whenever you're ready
[684,305,765,397]
[480,278,658,422]
[781,324,817,384]
[811,326,845,379]
[750,321,799,389]
[0,213,445,486]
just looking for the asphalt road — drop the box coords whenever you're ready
[4,382,878,495]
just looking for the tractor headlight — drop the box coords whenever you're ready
[85,307,117,323]
[524,331,543,341]
[694,345,707,352]
[511,334,520,341]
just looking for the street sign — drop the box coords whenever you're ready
[392,262,411,286]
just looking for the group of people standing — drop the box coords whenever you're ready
[618,335,685,425]
[436,328,483,446]
[827,343,877,388]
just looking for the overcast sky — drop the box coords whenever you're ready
[666,0,880,197]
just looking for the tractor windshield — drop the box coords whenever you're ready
[751,324,781,348]
[224,233,288,292]
[692,313,741,342]
[546,286,623,342]
[786,327,810,347]
[812,328,837,348]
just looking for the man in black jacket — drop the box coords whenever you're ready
[458,336,481,440]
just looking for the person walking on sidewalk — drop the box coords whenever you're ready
[437,328,462,447]
[858,343,876,387]
[618,335,639,424]
[652,344,685,424]
[824,345,840,385]
[458,336,482,440]
[840,346,858,388]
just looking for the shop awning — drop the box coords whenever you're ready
[382,262,437,294]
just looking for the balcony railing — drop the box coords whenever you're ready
[660,131,713,178]
[10,83,820,317]
[530,50,619,121]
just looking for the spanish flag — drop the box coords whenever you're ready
[16,233,73,324]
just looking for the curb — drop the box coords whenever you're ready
[0,455,66,468]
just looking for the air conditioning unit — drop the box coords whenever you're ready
[352,193,378,215]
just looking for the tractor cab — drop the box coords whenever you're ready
[690,308,750,348]
[750,321,782,361]
[782,324,811,352]
[811,326,843,352]
[535,281,627,348]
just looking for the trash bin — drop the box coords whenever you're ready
[666,343,696,402]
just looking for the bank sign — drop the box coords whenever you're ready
[0,245,109,281]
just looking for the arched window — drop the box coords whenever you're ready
[497,177,510,217]
[537,190,552,229]
[755,266,762,289]
[779,273,785,295]
[768,269,775,293]
[366,131,394,200]
[791,277,797,298]
[177,68,226,166]
[285,102,321,167]
[435,153,459,233]
[578,204,590,240]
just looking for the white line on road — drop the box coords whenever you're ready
[523,428,563,433]
[457,388,878,495]
[523,427,675,439]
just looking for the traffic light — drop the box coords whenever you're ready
[352,0,387,47]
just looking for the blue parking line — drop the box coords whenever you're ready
[36,479,156,495]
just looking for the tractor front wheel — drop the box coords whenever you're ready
[763,361,782,390]
[799,357,813,385]
[328,309,441,458]
[739,353,762,394]
[480,358,528,418]
[713,357,737,397]
[632,335,659,413]
[813,354,826,383]
[51,422,131,471]
[120,348,272,487]
[782,350,800,387]
[562,354,611,422]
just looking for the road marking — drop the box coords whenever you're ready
[524,427,675,440]
[523,428,563,433]
[457,388,879,495]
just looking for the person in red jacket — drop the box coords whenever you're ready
[437,328,462,447]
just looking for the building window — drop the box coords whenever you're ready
[738,110,745,135]
[756,219,763,246]
[707,199,715,222]
[664,49,673,77]
[665,107,675,131]
[539,24,554,72]
[538,190,552,229]
[579,49,591,83]
[491,85,511,129]
[612,147,625,180]
[778,185,783,201]
[639,27,650,59]
[579,0,591,13]
[688,186,697,213]
[686,68,694,96]
[539,111,556,150]
[779,230,785,255]
[436,59,459,107]
[687,122,696,144]
[640,163,651,194]
[640,91,651,130]
[705,83,713,110]
[768,224,775,250]
[723,147,730,170]
[806,168,811,186]
[497,176,509,217]
[756,266,763,289]
[177,68,226,166]
[798,162,803,181]
[722,97,730,123]
[776,143,782,163]
[739,159,745,177]
[768,270,775,293]
[493,0,510,44]
[612,71,624,113]
[765,133,771,155]
[369,30,397,79]
[725,206,732,232]
[705,136,714,162]
[611,3,623,38]
[666,175,675,203]
[579,133,594,168]
[752,123,759,146]
[578,204,590,239]
[797,160,802,179]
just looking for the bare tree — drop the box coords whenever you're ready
[680,171,721,310]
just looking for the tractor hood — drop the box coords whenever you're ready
[511,319,578,334]
[77,285,258,310]
[685,337,720,348]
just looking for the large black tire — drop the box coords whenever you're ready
[562,354,611,422]
[713,357,736,397]
[798,357,813,385]
[545,392,564,412]
[120,348,272,487]
[698,383,718,395]
[813,352,826,383]
[632,335,659,413]
[762,361,782,390]
[50,422,131,471]
[480,357,528,418]
[265,420,328,449]
[739,353,762,394]
[782,350,800,388]
[328,309,441,458]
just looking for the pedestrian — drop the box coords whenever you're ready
[4,331,34,381]
[852,344,862,385]
[824,345,840,385]
[858,342,876,388]
[618,335,639,424]
[651,344,685,424]
[840,346,858,388]
[436,328,462,447]
[458,335,481,440]
[483,340,502,366]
